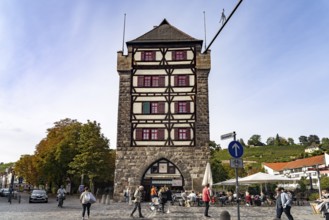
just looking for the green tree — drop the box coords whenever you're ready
[247,134,264,146]
[239,138,246,147]
[287,138,295,145]
[266,137,275,146]
[14,155,38,185]
[308,135,320,145]
[210,158,228,184]
[299,136,308,146]
[321,176,329,191]
[321,138,329,151]
[34,119,82,188]
[68,120,110,192]
[209,140,221,155]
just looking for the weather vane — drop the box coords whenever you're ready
[220,9,226,25]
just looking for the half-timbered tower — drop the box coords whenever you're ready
[114,19,211,201]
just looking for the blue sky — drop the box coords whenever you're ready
[1,0,329,163]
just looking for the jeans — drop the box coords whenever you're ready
[82,203,91,217]
[276,206,294,220]
[131,202,143,217]
[204,201,210,216]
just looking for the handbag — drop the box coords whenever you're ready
[89,193,96,204]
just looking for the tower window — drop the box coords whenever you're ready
[174,75,190,87]
[175,102,190,113]
[136,128,165,140]
[138,76,165,87]
[144,76,151,87]
[172,50,187,61]
[175,128,191,140]
[141,51,156,61]
[142,102,165,114]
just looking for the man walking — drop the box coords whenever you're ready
[202,183,211,217]
[275,187,294,220]
[130,185,144,218]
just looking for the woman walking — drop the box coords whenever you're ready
[80,186,96,220]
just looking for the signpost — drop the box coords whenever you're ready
[221,131,243,220]
[228,141,244,159]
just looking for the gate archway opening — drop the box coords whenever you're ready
[141,158,185,201]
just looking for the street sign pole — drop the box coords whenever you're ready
[233,133,241,220]
[222,131,242,220]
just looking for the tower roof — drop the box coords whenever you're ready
[127,19,202,45]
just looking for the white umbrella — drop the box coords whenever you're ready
[213,178,249,186]
[202,162,213,187]
[238,172,292,184]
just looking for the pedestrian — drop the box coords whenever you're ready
[57,185,67,201]
[130,185,144,218]
[158,187,168,213]
[316,189,329,220]
[80,186,96,220]
[275,187,294,220]
[202,183,211,218]
[124,187,130,203]
[150,185,157,201]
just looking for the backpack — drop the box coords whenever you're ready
[84,193,91,202]
[131,191,136,200]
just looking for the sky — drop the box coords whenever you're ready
[1,0,329,163]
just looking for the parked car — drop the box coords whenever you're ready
[0,188,17,198]
[29,189,48,203]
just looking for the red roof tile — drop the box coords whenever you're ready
[263,154,325,171]
[263,162,287,171]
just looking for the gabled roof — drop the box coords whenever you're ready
[127,19,202,45]
[263,162,287,172]
[263,154,326,171]
[284,154,325,169]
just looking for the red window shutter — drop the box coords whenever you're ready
[175,129,179,140]
[158,129,165,140]
[159,76,165,87]
[158,102,165,113]
[172,51,176,60]
[174,76,178,86]
[185,75,190,86]
[183,51,187,60]
[141,51,145,61]
[175,102,179,113]
[152,51,156,60]
[186,102,190,113]
[138,76,144,87]
[186,128,191,139]
[136,129,143,140]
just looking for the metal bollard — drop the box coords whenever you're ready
[219,210,231,220]
[101,194,106,204]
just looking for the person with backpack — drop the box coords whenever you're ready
[130,185,144,218]
[80,186,96,220]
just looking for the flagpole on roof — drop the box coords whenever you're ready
[122,13,126,54]
[203,11,207,51]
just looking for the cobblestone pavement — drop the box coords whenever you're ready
[0,193,323,220]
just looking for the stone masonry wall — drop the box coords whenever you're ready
[113,47,211,201]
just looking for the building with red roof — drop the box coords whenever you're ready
[263,153,329,189]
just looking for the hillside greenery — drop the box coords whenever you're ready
[212,145,308,164]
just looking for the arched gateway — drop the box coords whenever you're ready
[113,19,211,201]
[141,158,184,201]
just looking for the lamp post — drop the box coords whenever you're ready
[316,165,321,199]
[309,173,313,190]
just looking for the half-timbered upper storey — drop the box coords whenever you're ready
[126,19,204,148]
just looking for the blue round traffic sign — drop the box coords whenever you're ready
[228,141,244,158]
